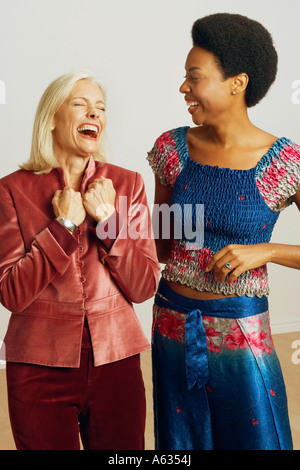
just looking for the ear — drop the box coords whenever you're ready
[231,73,249,95]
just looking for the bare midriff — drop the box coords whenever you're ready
[166,280,238,299]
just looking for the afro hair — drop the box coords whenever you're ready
[191,13,278,107]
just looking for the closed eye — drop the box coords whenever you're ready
[184,75,202,82]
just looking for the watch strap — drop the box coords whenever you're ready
[56,216,78,234]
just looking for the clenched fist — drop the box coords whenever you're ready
[82,177,116,222]
[52,187,86,227]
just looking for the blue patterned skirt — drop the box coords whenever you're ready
[152,279,293,450]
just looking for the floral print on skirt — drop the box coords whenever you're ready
[152,280,293,450]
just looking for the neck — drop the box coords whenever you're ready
[57,153,91,190]
[202,109,255,148]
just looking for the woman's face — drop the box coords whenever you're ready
[180,46,235,126]
[52,79,106,161]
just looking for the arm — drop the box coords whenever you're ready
[267,187,300,268]
[152,175,174,264]
[206,187,300,284]
[84,173,161,304]
[0,184,79,312]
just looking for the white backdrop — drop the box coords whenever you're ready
[0,0,299,350]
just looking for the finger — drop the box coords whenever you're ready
[206,247,229,271]
[96,203,115,221]
[213,257,239,283]
[52,190,62,205]
[84,188,103,204]
[88,177,113,189]
[52,191,62,217]
[95,176,111,183]
[208,252,232,274]
[225,266,244,284]
[89,177,106,186]
[62,186,73,195]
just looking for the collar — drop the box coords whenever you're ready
[55,156,97,192]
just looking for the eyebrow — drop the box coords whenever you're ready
[188,66,203,72]
[71,96,105,105]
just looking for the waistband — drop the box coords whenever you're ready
[155,279,268,318]
[154,279,269,391]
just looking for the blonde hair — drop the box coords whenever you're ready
[20,70,110,174]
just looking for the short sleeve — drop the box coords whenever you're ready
[255,138,300,212]
[147,127,188,190]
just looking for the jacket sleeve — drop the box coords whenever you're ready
[0,183,78,313]
[96,172,160,304]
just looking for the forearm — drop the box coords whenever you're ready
[155,238,172,264]
[101,239,160,303]
[267,243,300,269]
[0,224,76,312]
[96,172,161,303]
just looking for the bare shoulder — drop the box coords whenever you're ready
[253,127,279,148]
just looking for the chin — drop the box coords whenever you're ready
[78,145,98,156]
[192,116,205,126]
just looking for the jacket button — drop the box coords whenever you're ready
[80,276,86,283]
[82,292,88,299]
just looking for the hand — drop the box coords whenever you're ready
[206,243,271,284]
[82,177,116,222]
[52,187,86,227]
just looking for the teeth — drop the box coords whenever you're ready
[77,125,99,134]
[187,102,200,107]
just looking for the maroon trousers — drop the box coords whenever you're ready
[6,326,146,450]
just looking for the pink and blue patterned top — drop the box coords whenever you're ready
[147,126,300,297]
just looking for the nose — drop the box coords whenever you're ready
[87,106,99,119]
[179,78,190,94]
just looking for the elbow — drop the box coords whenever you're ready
[1,298,25,314]
[129,265,161,304]
[0,290,29,314]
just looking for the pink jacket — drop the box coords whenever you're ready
[0,157,160,367]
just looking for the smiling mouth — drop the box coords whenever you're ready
[77,124,99,139]
[186,101,200,110]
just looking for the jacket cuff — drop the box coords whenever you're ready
[48,220,79,256]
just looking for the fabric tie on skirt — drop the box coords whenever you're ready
[154,279,269,392]
[185,309,209,390]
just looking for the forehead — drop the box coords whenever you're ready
[69,79,104,101]
[185,46,219,71]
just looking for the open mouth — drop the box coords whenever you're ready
[186,101,200,110]
[185,100,201,116]
[77,124,99,139]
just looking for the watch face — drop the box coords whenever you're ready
[57,217,76,233]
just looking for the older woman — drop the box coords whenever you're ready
[0,71,160,450]
[148,13,300,450]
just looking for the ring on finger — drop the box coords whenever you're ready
[225,262,232,270]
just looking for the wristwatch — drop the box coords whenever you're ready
[56,216,78,234]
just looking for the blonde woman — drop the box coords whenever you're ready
[0,71,160,450]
